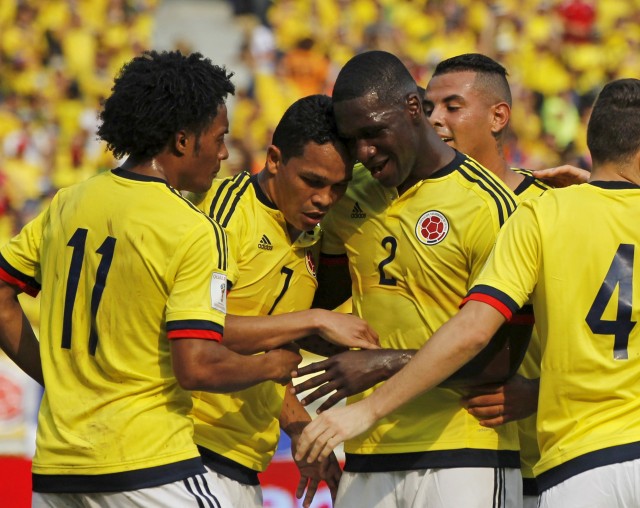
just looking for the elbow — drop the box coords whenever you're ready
[175,367,234,393]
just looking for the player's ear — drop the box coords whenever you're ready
[265,145,282,175]
[406,92,423,122]
[173,130,189,156]
[490,102,511,135]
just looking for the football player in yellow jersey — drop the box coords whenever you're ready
[0,50,303,508]
[295,50,523,508]
[423,53,550,507]
[189,95,379,508]
[297,78,640,507]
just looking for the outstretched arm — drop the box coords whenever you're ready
[292,349,415,412]
[294,301,506,463]
[171,339,302,393]
[0,280,43,386]
[223,311,378,355]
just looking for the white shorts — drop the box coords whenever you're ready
[523,495,538,508]
[539,459,640,508]
[336,467,522,508]
[32,473,230,508]
[204,465,263,508]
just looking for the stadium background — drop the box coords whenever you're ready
[0,0,638,506]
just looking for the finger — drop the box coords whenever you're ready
[294,419,325,462]
[477,415,507,427]
[350,337,381,350]
[302,479,319,508]
[301,384,338,407]
[462,393,505,407]
[316,390,348,412]
[294,373,332,394]
[305,425,336,463]
[467,404,504,418]
[294,360,331,378]
[295,476,308,500]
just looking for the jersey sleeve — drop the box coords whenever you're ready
[464,201,542,320]
[465,199,504,284]
[0,202,51,296]
[165,219,233,341]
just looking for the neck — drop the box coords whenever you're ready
[257,169,303,240]
[590,162,640,186]
[122,156,169,182]
[398,131,455,195]
[488,157,525,192]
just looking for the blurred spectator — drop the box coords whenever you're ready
[1,0,636,234]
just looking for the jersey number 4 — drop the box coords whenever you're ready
[62,228,117,355]
[586,243,636,360]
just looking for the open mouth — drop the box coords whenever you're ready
[366,160,387,177]
[304,212,325,222]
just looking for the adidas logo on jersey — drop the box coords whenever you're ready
[258,234,273,251]
[351,202,366,219]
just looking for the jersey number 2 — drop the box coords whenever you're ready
[378,236,397,286]
[586,243,636,360]
[62,228,117,355]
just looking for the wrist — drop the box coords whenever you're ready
[307,309,327,336]
[383,350,415,379]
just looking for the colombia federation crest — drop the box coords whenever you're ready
[415,210,449,245]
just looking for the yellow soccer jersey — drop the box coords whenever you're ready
[512,167,551,490]
[321,152,520,471]
[466,181,640,491]
[0,168,231,493]
[190,171,320,473]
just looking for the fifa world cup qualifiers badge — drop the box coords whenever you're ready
[415,210,449,245]
[210,271,228,313]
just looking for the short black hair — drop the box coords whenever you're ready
[332,51,418,106]
[98,50,235,160]
[272,94,345,163]
[432,53,512,107]
[587,78,640,165]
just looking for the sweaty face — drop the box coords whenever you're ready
[271,141,352,233]
[179,104,229,194]
[333,93,418,189]
[424,71,497,159]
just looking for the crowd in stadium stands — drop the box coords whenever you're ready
[1,0,639,248]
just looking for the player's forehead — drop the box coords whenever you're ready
[425,71,481,103]
[333,93,400,138]
[285,141,351,183]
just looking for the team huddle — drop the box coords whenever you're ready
[0,48,637,508]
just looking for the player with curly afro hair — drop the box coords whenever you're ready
[98,50,235,161]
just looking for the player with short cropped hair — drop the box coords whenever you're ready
[190,94,379,508]
[0,50,302,508]
[425,52,551,506]
[294,50,524,508]
[296,77,640,508]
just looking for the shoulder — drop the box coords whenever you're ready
[199,171,254,226]
[451,155,518,226]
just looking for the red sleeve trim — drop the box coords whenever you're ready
[461,293,513,321]
[0,268,39,297]
[167,329,222,342]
